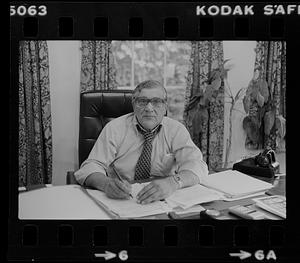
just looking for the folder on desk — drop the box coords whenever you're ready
[201,170,273,199]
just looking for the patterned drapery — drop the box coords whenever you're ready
[245,41,286,150]
[183,41,224,171]
[19,41,52,187]
[80,41,117,92]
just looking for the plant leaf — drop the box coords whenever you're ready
[208,69,221,82]
[242,116,252,130]
[221,68,231,79]
[245,79,255,97]
[210,78,222,91]
[251,80,260,96]
[275,115,286,138]
[243,117,260,143]
[203,87,214,105]
[256,91,265,107]
[257,79,269,103]
[257,106,266,128]
[264,110,275,135]
[223,59,231,65]
[243,95,251,114]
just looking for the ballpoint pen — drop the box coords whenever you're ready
[111,164,133,198]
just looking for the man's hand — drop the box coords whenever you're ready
[104,177,132,199]
[136,177,178,204]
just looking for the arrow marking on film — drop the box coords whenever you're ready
[229,250,252,260]
[95,251,116,260]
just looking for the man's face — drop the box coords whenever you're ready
[133,87,167,131]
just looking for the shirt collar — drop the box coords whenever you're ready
[132,114,163,134]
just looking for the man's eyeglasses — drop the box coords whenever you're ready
[134,97,166,108]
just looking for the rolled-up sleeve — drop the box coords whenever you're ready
[171,123,209,184]
[74,123,118,185]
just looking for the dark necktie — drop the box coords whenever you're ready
[134,126,160,181]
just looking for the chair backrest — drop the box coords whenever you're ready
[79,90,133,166]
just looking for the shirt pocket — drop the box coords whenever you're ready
[152,153,177,176]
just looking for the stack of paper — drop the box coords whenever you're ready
[84,170,274,218]
[201,170,273,199]
[165,184,222,209]
[172,204,206,215]
[86,184,171,218]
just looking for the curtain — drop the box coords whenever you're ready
[80,41,117,92]
[183,41,224,171]
[19,41,52,187]
[245,41,286,150]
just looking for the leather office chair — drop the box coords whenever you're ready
[66,90,133,184]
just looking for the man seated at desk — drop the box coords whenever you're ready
[74,80,208,204]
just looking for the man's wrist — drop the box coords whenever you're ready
[171,174,183,189]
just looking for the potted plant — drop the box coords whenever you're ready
[242,76,286,150]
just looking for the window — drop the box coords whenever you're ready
[112,41,191,122]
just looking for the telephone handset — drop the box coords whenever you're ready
[255,148,278,168]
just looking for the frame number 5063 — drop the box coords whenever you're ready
[10,5,47,16]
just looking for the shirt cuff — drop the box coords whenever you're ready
[74,161,107,185]
[178,160,209,184]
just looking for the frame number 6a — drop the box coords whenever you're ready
[255,250,277,261]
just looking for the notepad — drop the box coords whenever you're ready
[201,170,273,199]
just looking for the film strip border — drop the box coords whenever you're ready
[9,2,300,262]
[10,2,300,39]
[9,220,290,261]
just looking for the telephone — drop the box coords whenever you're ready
[233,147,280,178]
[255,148,278,168]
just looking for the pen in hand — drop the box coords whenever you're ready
[111,165,133,198]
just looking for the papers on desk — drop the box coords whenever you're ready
[165,184,222,209]
[86,183,220,218]
[172,204,206,215]
[201,170,273,199]
[84,170,274,218]
[86,184,172,219]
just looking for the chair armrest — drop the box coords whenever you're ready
[66,171,79,185]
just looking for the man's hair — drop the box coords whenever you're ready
[132,80,167,100]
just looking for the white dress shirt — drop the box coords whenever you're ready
[74,113,208,184]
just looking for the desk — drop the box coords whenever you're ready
[18,176,285,220]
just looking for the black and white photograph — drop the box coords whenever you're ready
[18,40,286,220]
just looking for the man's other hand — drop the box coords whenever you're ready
[136,177,177,204]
